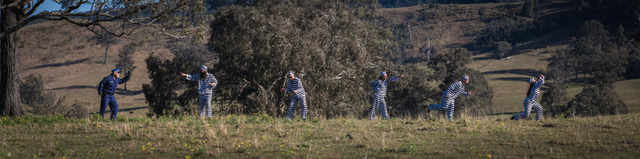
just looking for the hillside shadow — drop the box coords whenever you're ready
[26,58,91,70]
[116,90,144,96]
[492,77,532,82]
[47,85,94,90]
[91,106,149,114]
[484,69,542,76]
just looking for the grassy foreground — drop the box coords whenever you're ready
[1,114,639,158]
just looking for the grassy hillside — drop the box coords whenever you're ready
[377,2,640,114]
[17,1,640,118]
[19,21,178,117]
[1,114,639,158]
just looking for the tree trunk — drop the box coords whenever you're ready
[104,44,110,64]
[123,69,127,91]
[1,0,24,116]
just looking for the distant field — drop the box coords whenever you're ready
[1,114,639,158]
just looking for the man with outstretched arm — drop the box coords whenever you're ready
[369,71,404,120]
[98,68,131,120]
[181,65,218,118]
[280,70,307,120]
[428,75,474,121]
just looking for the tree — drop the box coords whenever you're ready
[142,54,195,117]
[428,48,494,117]
[566,85,628,116]
[0,0,206,117]
[116,42,140,91]
[95,30,117,65]
[540,82,568,117]
[493,41,512,59]
[520,0,534,18]
[209,0,395,118]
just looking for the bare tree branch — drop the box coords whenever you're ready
[0,0,29,10]
[0,0,199,39]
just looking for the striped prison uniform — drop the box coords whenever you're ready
[429,81,471,121]
[514,77,545,121]
[369,76,400,120]
[285,77,307,120]
[186,73,218,118]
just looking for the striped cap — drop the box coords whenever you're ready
[462,75,469,80]
[112,68,120,73]
[380,71,387,76]
[200,65,208,71]
[288,70,295,75]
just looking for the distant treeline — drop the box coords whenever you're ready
[377,0,522,8]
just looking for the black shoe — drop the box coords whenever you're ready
[427,104,432,113]
[510,115,516,120]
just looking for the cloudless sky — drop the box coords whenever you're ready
[33,0,92,14]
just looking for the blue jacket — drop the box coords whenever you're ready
[98,75,130,95]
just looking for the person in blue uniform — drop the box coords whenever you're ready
[98,68,130,120]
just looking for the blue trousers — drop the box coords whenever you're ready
[100,94,119,120]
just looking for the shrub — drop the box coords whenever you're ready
[67,101,90,118]
[566,85,628,116]
[20,74,67,115]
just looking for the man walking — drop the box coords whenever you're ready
[428,75,474,121]
[181,65,218,118]
[281,71,307,120]
[98,68,131,120]
[369,71,404,120]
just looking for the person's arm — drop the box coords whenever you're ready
[98,78,104,95]
[284,80,291,94]
[118,75,130,84]
[388,76,400,83]
[209,74,218,87]
[182,73,198,81]
[532,76,545,90]
[371,80,378,93]
[294,78,304,92]
[460,85,471,97]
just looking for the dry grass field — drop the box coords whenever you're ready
[1,113,639,158]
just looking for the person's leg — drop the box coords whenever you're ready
[198,95,206,118]
[369,94,380,120]
[429,96,447,111]
[380,98,389,119]
[287,96,298,120]
[100,95,109,118]
[514,101,533,120]
[205,94,213,118]
[445,100,455,121]
[532,102,543,121]
[109,95,119,120]
[300,95,307,120]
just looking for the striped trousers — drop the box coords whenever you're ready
[429,96,455,121]
[287,95,307,120]
[369,94,389,120]
[514,99,543,121]
[198,94,213,118]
